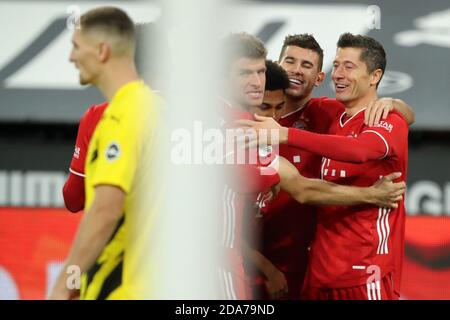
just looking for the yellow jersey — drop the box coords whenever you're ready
[81,80,162,299]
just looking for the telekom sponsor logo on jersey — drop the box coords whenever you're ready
[170,121,279,171]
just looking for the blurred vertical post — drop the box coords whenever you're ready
[139,0,224,298]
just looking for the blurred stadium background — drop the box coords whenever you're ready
[0,0,449,299]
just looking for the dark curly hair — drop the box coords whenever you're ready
[265,60,289,91]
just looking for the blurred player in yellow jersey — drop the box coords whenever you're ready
[49,7,162,299]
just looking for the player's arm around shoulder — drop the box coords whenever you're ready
[277,157,405,208]
[363,111,409,159]
[276,156,324,205]
[364,97,415,127]
[392,98,415,125]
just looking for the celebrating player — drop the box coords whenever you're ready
[242,33,409,300]
[225,34,407,300]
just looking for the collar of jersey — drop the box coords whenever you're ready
[339,107,367,127]
[111,80,144,104]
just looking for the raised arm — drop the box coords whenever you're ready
[236,115,387,163]
[286,128,387,163]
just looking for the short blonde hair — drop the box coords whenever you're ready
[80,7,136,56]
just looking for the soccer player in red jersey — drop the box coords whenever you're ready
[276,34,414,132]
[244,33,409,300]
[219,34,404,300]
[242,58,409,300]
[245,60,317,299]
[63,102,108,212]
[219,33,282,300]
[242,34,415,300]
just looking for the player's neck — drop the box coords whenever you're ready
[236,103,249,112]
[227,98,247,112]
[282,93,311,116]
[97,61,140,101]
[221,93,245,112]
[344,92,378,116]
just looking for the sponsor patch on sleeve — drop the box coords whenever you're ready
[375,121,393,133]
[105,142,121,161]
[73,146,80,159]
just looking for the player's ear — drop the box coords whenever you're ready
[370,69,383,87]
[98,42,111,63]
[315,71,325,87]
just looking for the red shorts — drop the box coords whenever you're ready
[301,274,399,300]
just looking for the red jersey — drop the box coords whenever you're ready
[63,102,108,212]
[254,98,343,277]
[288,108,408,293]
[69,102,108,175]
[220,102,280,299]
[280,97,343,134]
[278,97,344,178]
